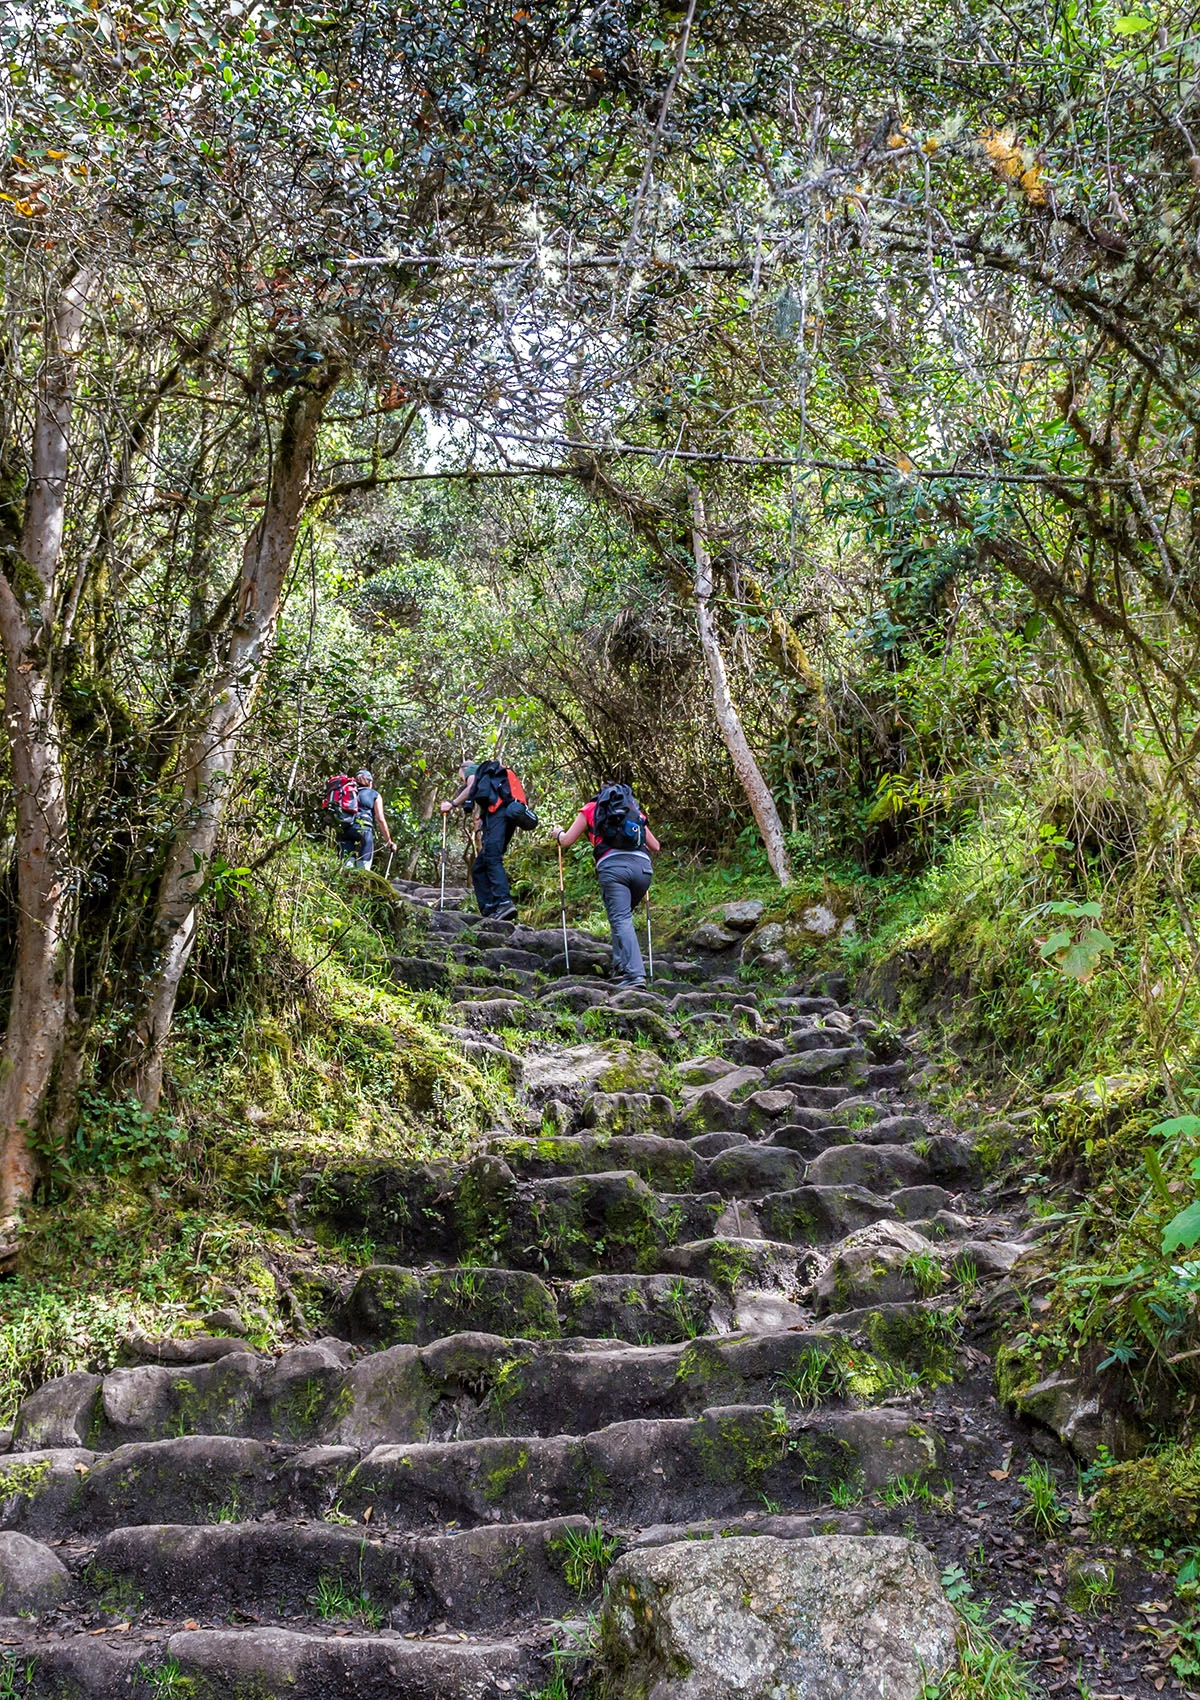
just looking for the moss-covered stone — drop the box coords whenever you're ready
[1092,1442,1200,1544]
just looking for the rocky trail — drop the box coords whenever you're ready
[0,883,1172,1698]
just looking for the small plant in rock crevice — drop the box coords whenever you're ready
[310,1571,384,1628]
[135,1659,192,1699]
[1016,1459,1067,1537]
[902,1250,946,1298]
[553,1522,620,1596]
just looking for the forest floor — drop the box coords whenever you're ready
[0,860,1191,1699]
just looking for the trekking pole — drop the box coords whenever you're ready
[383,847,395,882]
[557,840,571,975]
[438,814,448,911]
[645,890,654,982]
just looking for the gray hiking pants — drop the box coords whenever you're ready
[597,852,653,981]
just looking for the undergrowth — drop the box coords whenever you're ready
[0,846,500,1425]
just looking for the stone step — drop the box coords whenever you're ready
[303,1143,947,1273]
[2,1405,944,1537]
[15,1328,906,1453]
[83,1513,592,1628]
[346,1265,733,1346]
[65,1503,871,1629]
[17,1626,541,1699]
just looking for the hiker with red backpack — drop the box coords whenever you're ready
[553,783,660,988]
[323,769,395,870]
[440,759,538,920]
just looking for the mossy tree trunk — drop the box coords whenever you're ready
[0,268,96,1247]
[128,360,342,1109]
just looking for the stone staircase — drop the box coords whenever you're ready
[0,879,1032,1698]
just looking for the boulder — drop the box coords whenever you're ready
[521,1042,666,1101]
[1009,1363,1144,1461]
[0,1531,71,1615]
[742,921,784,961]
[722,900,765,932]
[600,1533,957,1700]
[813,1221,941,1316]
[799,903,839,938]
[12,1371,102,1451]
[681,1065,764,1106]
[687,921,739,952]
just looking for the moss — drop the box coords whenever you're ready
[595,1046,668,1095]
[1092,1441,1200,1545]
[707,1240,754,1296]
[674,1340,739,1409]
[689,1407,791,1488]
[481,1445,530,1505]
[169,1368,256,1439]
[0,1458,52,1500]
[858,1307,958,1386]
[82,1565,143,1618]
[271,1373,338,1440]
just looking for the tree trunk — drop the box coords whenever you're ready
[687,480,792,885]
[130,367,341,1108]
[0,268,95,1246]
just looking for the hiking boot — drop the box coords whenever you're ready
[617,976,647,990]
[493,901,518,921]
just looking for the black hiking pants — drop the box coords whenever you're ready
[472,810,516,914]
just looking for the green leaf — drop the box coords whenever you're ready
[1150,1116,1200,1142]
[1163,1200,1200,1256]
[1044,927,1114,982]
[1113,12,1154,29]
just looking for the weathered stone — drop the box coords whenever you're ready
[742,921,785,961]
[799,903,840,937]
[558,1274,729,1343]
[660,1238,815,1298]
[756,1185,896,1246]
[1009,1365,1144,1461]
[600,1534,957,1700]
[11,1371,101,1451]
[582,1091,676,1135]
[321,1343,432,1447]
[687,921,739,952]
[100,1354,263,1444]
[722,900,765,932]
[813,1222,940,1316]
[744,1088,794,1121]
[389,953,451,992]
[0,1531,71,1615]
[704,1145,807,1199]
[766,1048,867,1086]
[688,1131,750,1158]
[348,1265,560,1346]
[805,1143,929,1192]
[676,1055,740,1087]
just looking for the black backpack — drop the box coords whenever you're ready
[471,760,511,813]
[592,783,647,852]
[472,760,539,830]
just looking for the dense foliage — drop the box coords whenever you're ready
[5,0,1200,1585]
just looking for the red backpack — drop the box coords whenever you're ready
[323,775,359,823]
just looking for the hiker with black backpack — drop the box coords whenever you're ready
[441,759,538,920]
[322,769,395,870]
[553,783,660,988]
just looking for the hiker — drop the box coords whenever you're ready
[441,759,537,920]
[553,783,660,988]
[325,769,395,870]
